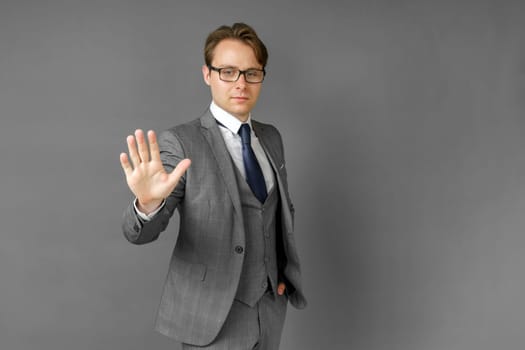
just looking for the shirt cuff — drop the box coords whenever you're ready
[133,198,165,221]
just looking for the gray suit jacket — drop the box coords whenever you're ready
[122,110,306,346]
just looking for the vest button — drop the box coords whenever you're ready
[234,246,244,254]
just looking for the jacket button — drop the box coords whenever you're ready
[234,246,244,254]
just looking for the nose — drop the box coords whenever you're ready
[235,73,247,87]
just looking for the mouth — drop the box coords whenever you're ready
[231,96,249,100]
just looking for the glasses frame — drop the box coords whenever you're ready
[207,65,266,84]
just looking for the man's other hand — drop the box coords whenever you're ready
[277,282,286,296]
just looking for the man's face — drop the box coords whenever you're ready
[202,39,263,122]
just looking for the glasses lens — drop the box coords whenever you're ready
[219,68,239,82]
[245,70,264,83]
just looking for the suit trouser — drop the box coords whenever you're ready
[182,291,288,350]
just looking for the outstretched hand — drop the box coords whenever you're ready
[120,129,191,214]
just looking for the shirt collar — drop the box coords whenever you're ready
[210,101,252,135]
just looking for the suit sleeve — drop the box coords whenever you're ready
[271,127,297,294]
[122,129,187,245]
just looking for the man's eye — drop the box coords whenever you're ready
[222,69,236,76]
[246,70,259,77]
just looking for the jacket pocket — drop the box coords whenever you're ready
[171,255,207,281]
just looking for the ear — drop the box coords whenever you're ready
[202,65,211,86]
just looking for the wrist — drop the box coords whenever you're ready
[137,199,163,215]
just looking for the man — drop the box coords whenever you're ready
[120,23,306,349]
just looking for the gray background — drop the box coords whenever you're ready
[1,0,524,349]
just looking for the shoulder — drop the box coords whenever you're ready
[252,119,282,140]
[165,118,201,136]
[158,112,207,144]
[154,115,206,158]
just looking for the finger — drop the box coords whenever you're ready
[277,282,286,296]
[168,158,191,185]
[119,152,133,177]
[147,130,161,163]
[127,134,141,168]
[135,129,150,163]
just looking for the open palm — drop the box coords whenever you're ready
[120,129,191,213]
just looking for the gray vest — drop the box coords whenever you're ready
[233,166,279,307]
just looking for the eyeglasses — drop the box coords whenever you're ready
[208,65,266,83]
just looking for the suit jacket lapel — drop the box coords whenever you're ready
[252,121,280,169]
[253,121,294,232]
[199,111,243,218]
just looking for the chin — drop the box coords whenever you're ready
[230,108,251,119]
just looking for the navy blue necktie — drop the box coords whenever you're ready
[239,123,267,203]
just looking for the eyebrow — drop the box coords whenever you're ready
[215,65,262,70]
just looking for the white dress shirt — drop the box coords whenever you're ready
[135,101,275,220]
[210,101,275,193]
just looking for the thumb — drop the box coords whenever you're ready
[168,159,191,185]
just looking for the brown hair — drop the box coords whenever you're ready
[204,23,268,68]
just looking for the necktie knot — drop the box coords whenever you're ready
[239,123,251,145]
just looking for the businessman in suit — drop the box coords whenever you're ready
[120,23,306,349]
